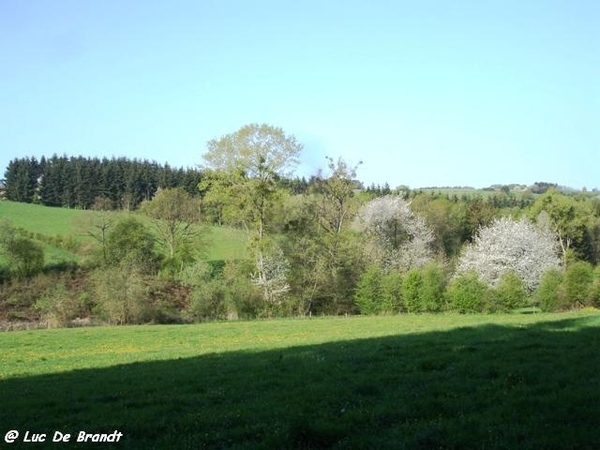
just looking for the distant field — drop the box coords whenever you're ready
[1,311,599,449]
[418,187,501,198]
[0,200,247,261]
[417,187,535,200]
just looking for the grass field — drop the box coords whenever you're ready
[0,200,247,262]
[1,311,599,449]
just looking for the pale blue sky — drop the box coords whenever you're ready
[1,1,598,188]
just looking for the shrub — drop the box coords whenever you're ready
[0,221,45,278]
[446,271,489,313]
[590,266,600,307]
[400,263,447,313]
[489,271,528,312]
[401,269,423,313]
[105,217,159,272]
[563,261,594,307]
[186,279,228,322]
[354,266,402,315]
[419,262,448,312]
[535,269,565,312]
[354,266,384,315]
[91,266,152,324]
[34,283,88,328]
[380,270,403,313]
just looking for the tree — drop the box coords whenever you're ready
[278,159,365,315]
[530,190,595,265]
[0,221,45,277]
[79,196,115,264]
[3,157,40,203]
[202,124,302,304]
[410,193,469,258]
[354,195,434,272]
[446,271,489,313]
[141,188,203,261]
[105,216,158,272]
[563,261,594,307]
[535,269,565,312]
[489,271,528,312]
[456,217,561,291]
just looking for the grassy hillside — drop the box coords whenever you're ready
[0,200,247,261]
[1,311,599,449]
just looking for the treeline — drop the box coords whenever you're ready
[2,155,203,210]
[2,124,600,328]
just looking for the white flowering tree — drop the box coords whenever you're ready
[251,245,291,306]
[456,216,561,291]
[355,195,434,271]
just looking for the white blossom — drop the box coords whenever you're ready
[456,216,561,291]
[252,246,291,304]
[355,195,434,271]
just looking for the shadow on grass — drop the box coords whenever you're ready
[2,317,600,449]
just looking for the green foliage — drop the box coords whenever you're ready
[535,269,565,312]
[354,266,385,314]
[180,259,263,320]
[489,271,528,312]
[105,216,159,272]
[141,187,203,261]
[380,270,403,313]
[590,266,600,306]
[6,155,202,210]
[91,266,152,325]
[530,190,596,264]
[202,124,302,303]
[401,269,423,313]
[410,194,469,258]
[419,262,448,312]
[564,261,595,307]
[0,221,45,278]
[399,263,447,313]
[446,271,489,313]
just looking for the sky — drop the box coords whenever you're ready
[1,0,598,189]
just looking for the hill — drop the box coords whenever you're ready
[0,200,247,262]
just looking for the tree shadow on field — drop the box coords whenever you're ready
[1,317,600,449]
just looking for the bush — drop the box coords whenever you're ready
[354,266,402,315]
[354,266,384,314]
[419,263,448,312]
[563,261,594,308]
[446,271,489,313]
[535,269,565,312]
[489,271,528,312]
[105,217,159,273]
[401,269,423,313]
[222,260,264,319]
[0,221,45,278]
[400,263,447,313]
[380,270,403,313]
[186,279,228,321]
[181,259,261,320]
[91,266,152,324]
[590,266,600,307]
[34,283,88,328]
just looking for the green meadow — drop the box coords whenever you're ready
[1,311,599,449]
[0,200,246,262]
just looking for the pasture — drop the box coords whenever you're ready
[1,311,599,449]
[0,200,247,263]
